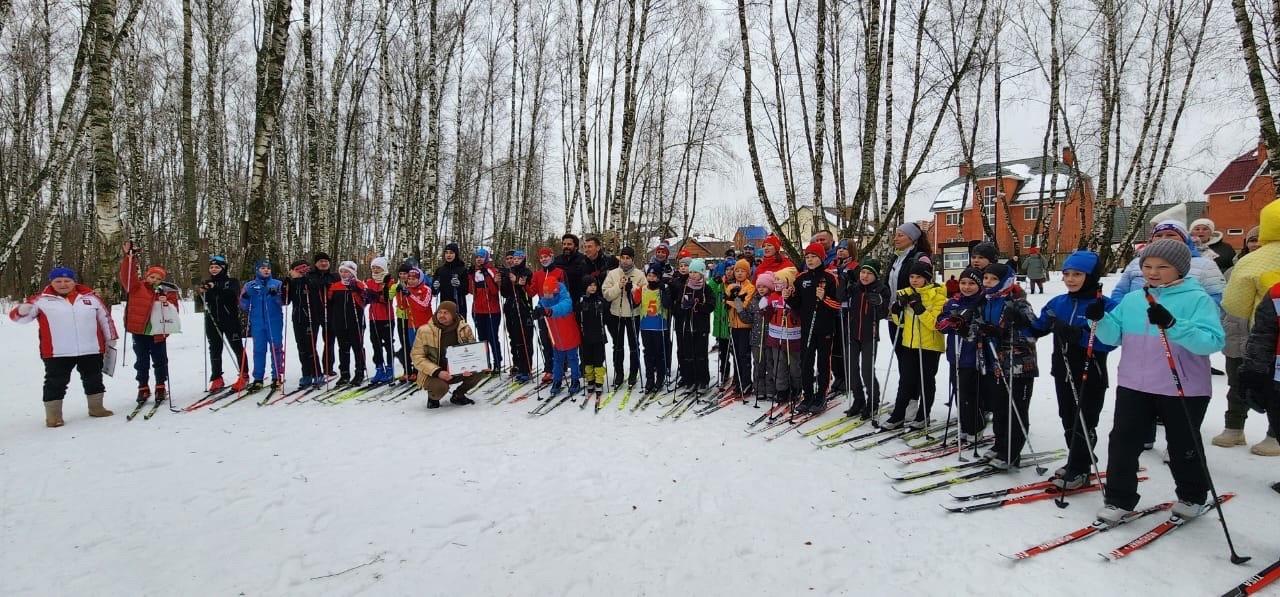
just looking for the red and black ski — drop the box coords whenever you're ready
[1002,501,1173,561]
[1100,493,1236,562]
[1221,557,1280,596]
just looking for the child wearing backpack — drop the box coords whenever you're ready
[1030,250,1118,488]
[1089,239,1225,523]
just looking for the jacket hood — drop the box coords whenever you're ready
[1260,200,1280,243]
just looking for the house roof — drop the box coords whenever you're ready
[735,225,768,240]
[931,156,1084,212]
[1204,148,1264,195]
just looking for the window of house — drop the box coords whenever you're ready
[1024,206,1039,220]
[1023,234,1037,247]
[1229,194,1246,202]
[983,187,996,227]
[1228,228,1244,235]
[944,212,960,226]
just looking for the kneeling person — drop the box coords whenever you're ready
[411,301,483,409]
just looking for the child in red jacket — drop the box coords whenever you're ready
[470,248,503,374]
[535,278,582,397]
[119,242,180,404]
[366,256,395,384]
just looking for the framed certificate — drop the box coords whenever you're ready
[446,342,490,375]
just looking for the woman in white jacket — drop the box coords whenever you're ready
[8,267,119,427]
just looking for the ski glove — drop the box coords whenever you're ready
[451,276,461,288]
[1146,303,1175,329]
[979,323,1002,338]
[1084,298,1106,321]
[16,303,32,316]
[1003,305,1029,326]
[432,280,441,292]
[906,295,924,313]
[1051,320,1082,344]
[531,308,546,320]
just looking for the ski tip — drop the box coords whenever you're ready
[1099,551,1117,562]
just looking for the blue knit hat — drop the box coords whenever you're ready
[48,266,76,281]
[210,255,228,267]
[475,247,491,261]
[1061,250,1100,276]
[512,249,526,259]
[255,259,271,270]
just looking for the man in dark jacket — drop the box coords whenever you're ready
[791,242,843,413]
[500,250,536,381]
[553,233,591,301]
[286,252,340,380]
[198,255,247,392]
[433,242,471,319]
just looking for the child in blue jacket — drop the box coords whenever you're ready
[1030,250,1118,489]
[937,267,990,443]
[1088,239,1225,524]
[240,260,286,390]
[974,263,1039,469]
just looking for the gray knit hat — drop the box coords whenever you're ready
[1141,239,1191,278]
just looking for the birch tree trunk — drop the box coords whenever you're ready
[181,0,198,287]
[241,0,291,276]
[88,0,122,296]
[1232,0,1280,176]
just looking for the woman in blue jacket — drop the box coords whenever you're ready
[240,260,286,391]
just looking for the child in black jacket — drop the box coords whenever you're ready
[840,259,890,418]
[579,275,609,397]
[675,259,715,390]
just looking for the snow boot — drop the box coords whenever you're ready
[514,373,531,384]
[294,377,314,393]
[549,385,563,398]
[427,398,441,409]
[879,418,904,430]
[1097,504,1135,525]
[208,377,226,392]
[451,393,475,406]
[44,400,64,428]
[1171,500,1209,519]
[86,393,113,417]
[136,386,151,404]
[1211,428,1247,447]
[1250,436,1280,456]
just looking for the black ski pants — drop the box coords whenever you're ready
[43,354,105,402]
[1106,387,1210,511]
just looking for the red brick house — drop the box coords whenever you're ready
[929,148,1095,260]
[1203,141,1276,249]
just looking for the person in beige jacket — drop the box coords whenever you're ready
[602,246,647,389]
[411,301,483,409]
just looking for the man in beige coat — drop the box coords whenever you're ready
[412,301,483,409]
[602,246,647,389]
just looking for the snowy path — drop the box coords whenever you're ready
[2,277,1278,596]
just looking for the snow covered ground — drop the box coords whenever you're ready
[2,276,1278,596]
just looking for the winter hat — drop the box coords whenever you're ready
[436,300,458,320]
[733,259,752,274]
[743,244,756,255]
[48,266,76,281]
[475,247,491,262]
[145,265,168,279]
[407,267,424,280]
[254,259,271,271]
[803,242,826,258]
[542,277,560,295]
[209,255,228,268]
[958,266,983,286]
[1190,218,1216,233]
[512,249,527,259]
[1150,220,1189,243]
[724,248,737,257]
[444,242,460,256]
[313,252,331,263]
[859,258,882,279]
[1141,238,1192,278]
[646,263,665,278]
[620,246,636,258]
[909,260,934,280]
[397,262,413,274]
[971,241,999,262]
[689,258,707,276]
[581,274,599,291]
[538,247,554,260]
[370,256,388,271]
[1247,226,1261,243]
[762,235,782,250]
[1028,246,1040,255]
[1061,250,1101,277]
[655,242,670,255]
[679,257,693,268]
[897,222,923,242]
[1259,200,1280,243]
[339,261,358,276]
[756,271,777,291]
[291,259,310,272]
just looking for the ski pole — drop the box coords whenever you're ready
[1143,287,1250,565]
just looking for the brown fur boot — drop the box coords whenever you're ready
[45,400,65,427]
[87,393,114,417]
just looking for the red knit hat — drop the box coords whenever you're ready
[763,234,782,250]
[537,247,554,259]
[803,242,825,258]
[145,265,168,279]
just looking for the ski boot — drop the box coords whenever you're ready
[548,385,563,398]
[370,366,391,384]
[1097,504,1135,525]
[336,373,351,386]
[294,376,314,393]
[231,374,249,392]
[568,381,582,396]
[352,370,365,385]
[208,377,226,392]
[245,380,265,393]
[1053,471,1090,490]
[514,373,531,384]
[154,384,167,403]
[843,398,866,418]
[1171,500,1209,519]
[136,386,151,404]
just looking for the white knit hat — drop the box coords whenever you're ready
[339,260,359,276]
[1189,218,1215,232]
[370,256,388,271]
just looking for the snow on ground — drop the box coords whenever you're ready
[2,276,1278,596]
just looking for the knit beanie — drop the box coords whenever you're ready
[444,242,460,256]
[48,266,76,281]
[689,258,707,275]
[581,274,598,291]
[1189,218,1215,233]
[897,222,923,242]
[655,242,670,255]
[679,257,693,268]
[475,247,491,262]
[538,247,554,260]
[291,259,310,272]
[983,262,1012,283]
[512,249,526,259]
[254,259,271,271]
[909,260,933,280]
[620,246,636,258]
[958,266,983,286]
[756,271,776,291]
[971,241,998,262]
[804,242,826,258]
[313,252,331,263]
[339,261,358,276]
[370,256,388,271]
[209,255,228,268]
[646,263,665,278]
[145,265,168,279]
[763,234,782,250]
[859,258,882,279]
[436,300,458,319]
[733,259,752,274]
[1141,238,1192,277]
[397,262,413,274]
[1150,220,1189,243]
[1061,250,1101,277]
[1247,226,1260,243]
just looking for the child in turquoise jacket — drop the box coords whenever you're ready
[1087,239,1225,524]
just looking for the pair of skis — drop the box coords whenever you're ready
[1003,492,1236,561]
[891,450,1067,496]
[126,398,169,421]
